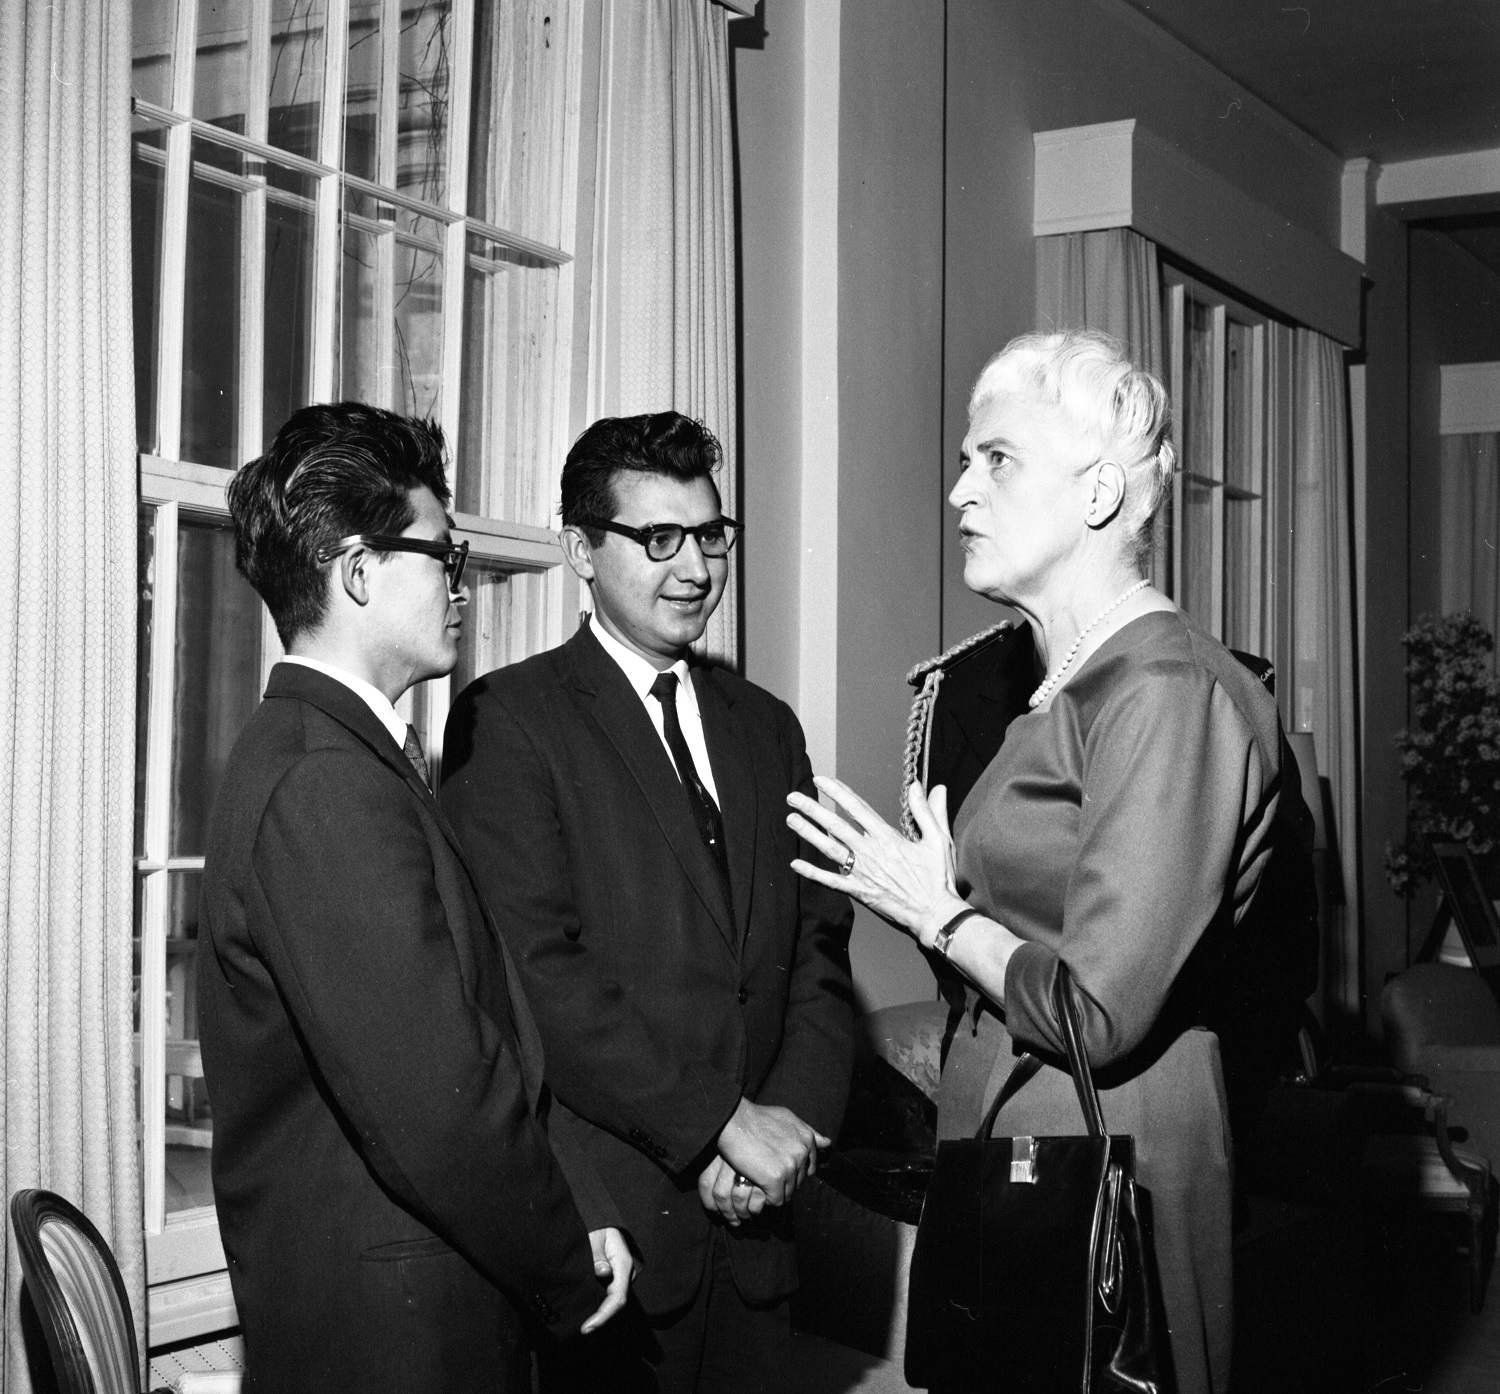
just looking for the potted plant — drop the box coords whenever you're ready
[1384,613,1500,898]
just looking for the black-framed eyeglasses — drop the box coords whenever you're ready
[317,534,470,592]
[588,517,743,562]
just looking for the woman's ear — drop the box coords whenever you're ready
[1086,460,1127,530]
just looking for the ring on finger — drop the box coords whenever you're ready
[838,848,856,876]
[733,1174,752,1189]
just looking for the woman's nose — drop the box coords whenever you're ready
[949,458,982,510]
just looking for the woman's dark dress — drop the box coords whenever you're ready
[941,611,1285,1394]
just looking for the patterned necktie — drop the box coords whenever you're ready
[403,723,430,787]
[649,671,732,911]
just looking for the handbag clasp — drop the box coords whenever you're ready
[1009,1134,1038,1184]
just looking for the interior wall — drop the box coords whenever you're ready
[1359,205,1412,1028]
[941,0,1348,647]
[836,0,947,1010]
[1408,229,1500,620]
[731,7,804,712]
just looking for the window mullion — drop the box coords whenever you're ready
[1210,303,1227,641]
[1249,323,1267,656]
[311,0,349,403]
[139,498,180,1240]
[1166,282,1185,608]
[438,0,476,501]
[379,0,399,188]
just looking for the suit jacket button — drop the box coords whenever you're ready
[530,1295,560,1324]
[737,987,748,1005]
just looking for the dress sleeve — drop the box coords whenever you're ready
[1001,665,1271,1068]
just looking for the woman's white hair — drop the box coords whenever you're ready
[970,330,1176,568]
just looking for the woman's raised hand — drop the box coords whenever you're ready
[787,776,971,949]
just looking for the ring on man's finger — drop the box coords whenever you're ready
[838,848,856,876]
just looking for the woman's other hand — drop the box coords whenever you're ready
[787,776,970,948]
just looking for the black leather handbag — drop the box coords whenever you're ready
[904,964,1174,1392]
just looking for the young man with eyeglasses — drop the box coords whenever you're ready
[197,401,633,1393]
[441,412,855,1393]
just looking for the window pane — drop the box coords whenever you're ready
[340,189,445,417]
[1224,321,1260,652]
[181,138,248,469]
[193,0,251,134]
[344,0,387,181]
[133,0,178,109]
[135,507,157,858]
[132,123,168,455]
[268,0,328,160]
[453,563,549,693]
[1177,295,1215,628]
[468,0,574,245]
[165,869,214,1214]
[398,0,453,206]
[264,165,320,445]
[170,517,264,856]
[457,238,560,525]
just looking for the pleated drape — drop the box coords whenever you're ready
[589,0,739,665]
[1034,228,1164,380]
[1034,228,1167,582]
[0,2,143,1388]
[1440,432,1500,652]
[1290,328,1361,1024]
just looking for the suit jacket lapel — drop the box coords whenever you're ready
[694,668,758,947]
[564,627,739,952]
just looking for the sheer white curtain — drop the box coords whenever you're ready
[1034,228,1164,379]
[1289,329,1360,1024]
[589,0,738,664]
[1,2,143,1387]
[1441,432,1500,652]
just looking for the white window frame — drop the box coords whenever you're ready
[1160,262,1293,695]
[134,0,589,1343]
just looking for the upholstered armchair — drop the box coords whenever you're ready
[1383,962,1500,1168]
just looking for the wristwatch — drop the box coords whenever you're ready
[932,906,981,958]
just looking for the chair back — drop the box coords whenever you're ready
[9,1188,141,1394]
[1383,962,1500,1065]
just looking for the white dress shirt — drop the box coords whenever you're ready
[281,654,410,751]
[589,619,722,806]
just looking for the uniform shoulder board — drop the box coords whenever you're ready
[905,619,1015,688]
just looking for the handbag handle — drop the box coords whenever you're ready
[975,962,1108,1141]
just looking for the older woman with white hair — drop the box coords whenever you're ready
[789,330,1292,1393]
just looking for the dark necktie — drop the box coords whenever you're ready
[649,671,732,912]
[403,723,430,787]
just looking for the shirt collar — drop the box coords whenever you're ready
[588,616,695,710]
[280,654,410,749]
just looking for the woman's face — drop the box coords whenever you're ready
[949,380,1098,608]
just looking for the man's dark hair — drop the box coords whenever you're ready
[226,401,451,646]
[560,412,722,543]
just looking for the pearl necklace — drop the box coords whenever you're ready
[1028,579,1150,709]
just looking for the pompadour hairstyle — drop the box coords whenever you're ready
[970,330,1177,569]
[560,411,722,543]
[226,401,451,646]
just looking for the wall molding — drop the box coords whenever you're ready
[1378,147,1500,214]
[1441,362,1500,436]
[1033,119,1364,346]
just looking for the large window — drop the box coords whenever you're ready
[131,0,589,1343]
[1159,265,1293,686]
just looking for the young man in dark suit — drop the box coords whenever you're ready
[198,402,633,1393]
[440,412,856,1394]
